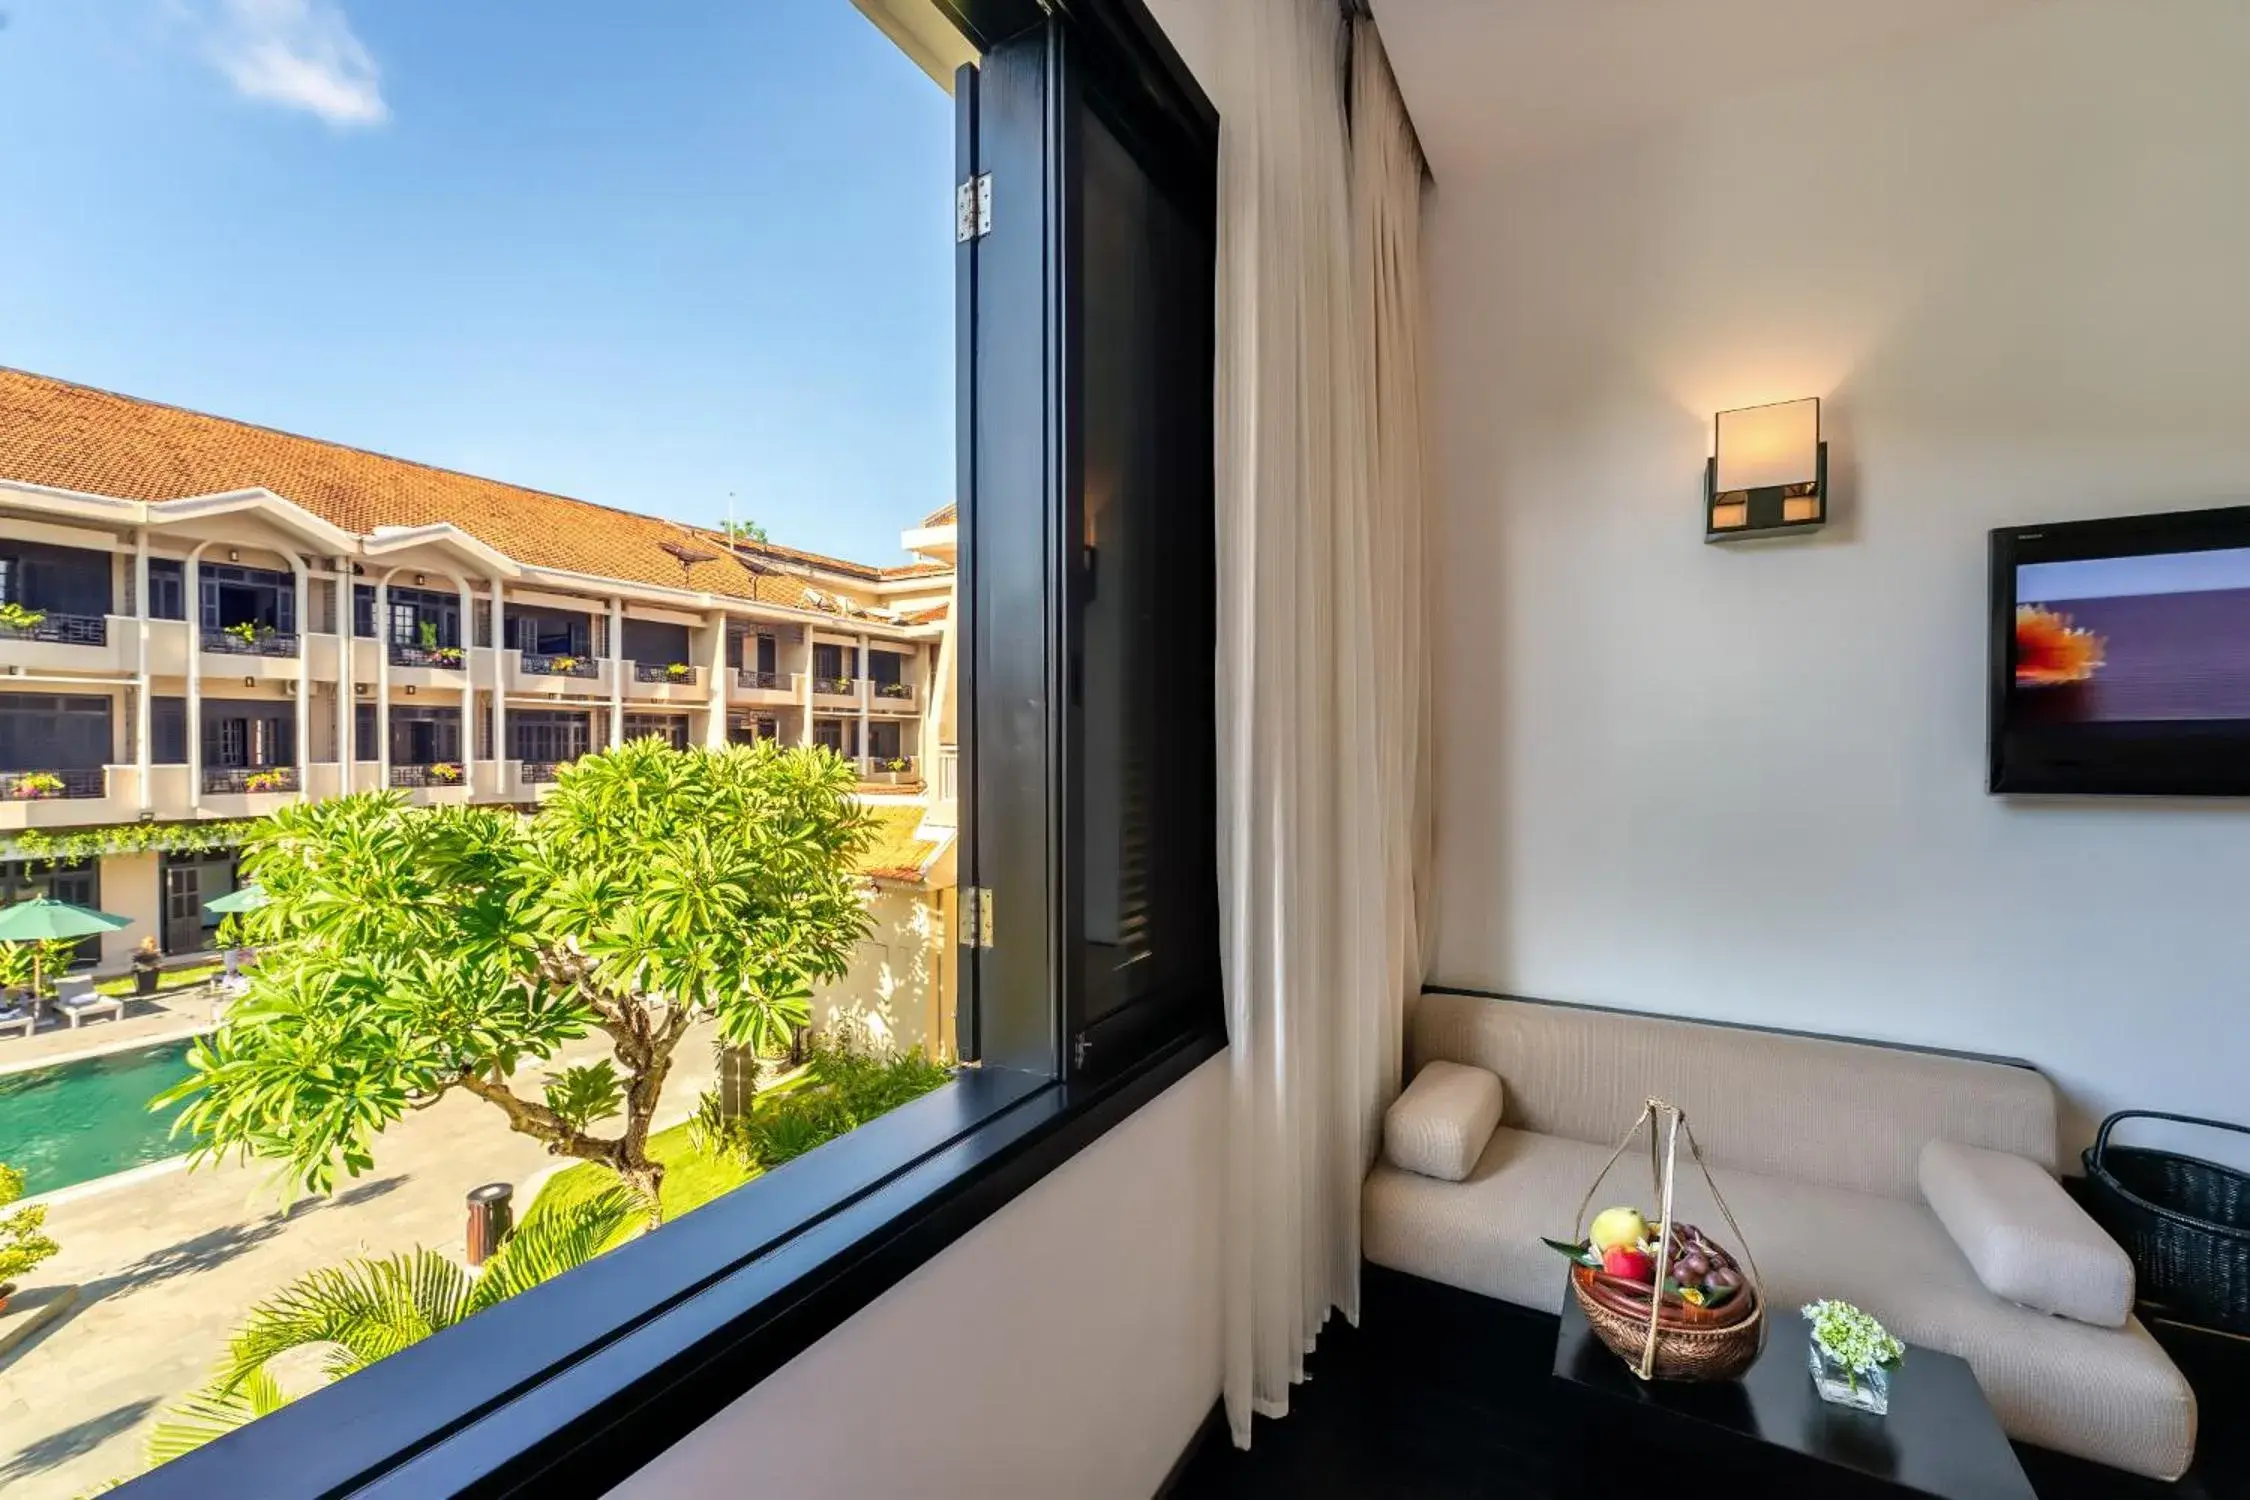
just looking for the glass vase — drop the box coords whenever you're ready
[1808,1337,1890,1415]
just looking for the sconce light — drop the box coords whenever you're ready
[355,683,369,696]
[228,549,241,562]
[414,573,426,586]
[1706,397,1826,541]
[405,684,417,696]
[243,675,256,688]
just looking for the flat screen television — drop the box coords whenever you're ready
[1991,505,2250,795]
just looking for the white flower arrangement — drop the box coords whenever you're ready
[1802,1299,1904,1378]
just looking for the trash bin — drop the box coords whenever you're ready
[466,1182,514,1267]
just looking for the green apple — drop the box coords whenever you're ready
[1588,1206,1649,1254]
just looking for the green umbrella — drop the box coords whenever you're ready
[0,896,133,1000]
[204,883,269,915]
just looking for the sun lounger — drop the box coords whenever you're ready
[0,1000,32,1038]
[52,975,123,1028]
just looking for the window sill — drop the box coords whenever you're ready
[125,1026,1224,1500]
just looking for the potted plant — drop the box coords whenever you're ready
[0,1163,61,1314]
[551,653,583,674]
[132,935,163,996]
[664,662,694,683]
[429,762,464,784]
[244,768,291,793]
[433,645,465,667]
[6,771,64,800]
[1803,1299,1904,1414]
[824,676,855,695]
[0,602,47,634]
[418,619,442,651]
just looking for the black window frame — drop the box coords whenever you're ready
[123,5,1220,1495]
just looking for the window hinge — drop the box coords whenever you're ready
[1072,1033,1091,1071]
[962,886,994,949]
[955,173,992,243]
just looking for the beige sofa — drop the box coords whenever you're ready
[1362,992,2197,1481]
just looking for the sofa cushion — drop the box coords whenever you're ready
[1364,1128,2196,1479]
[1384,1061,1505,1182]
[1410,992,2059,1199]
[1919,1139,2133,1328]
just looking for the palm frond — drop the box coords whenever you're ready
[468,1187,643,1313]
[216,1250,473,1393]
[144,1366,290,1466]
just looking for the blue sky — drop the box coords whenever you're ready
[0,0,955,564]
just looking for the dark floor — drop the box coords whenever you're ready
[1173,1267,2248,1500]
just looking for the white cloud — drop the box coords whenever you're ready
[202,0,388,127]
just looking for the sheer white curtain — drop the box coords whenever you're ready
[1216,0,1430,1446]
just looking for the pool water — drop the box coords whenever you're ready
[0,1040,199,1197]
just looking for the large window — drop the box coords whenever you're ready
[5,4,1218,1497]
[0,692,112,770]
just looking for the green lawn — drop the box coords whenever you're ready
[526,1121,756,1225]
[94,963,223,998]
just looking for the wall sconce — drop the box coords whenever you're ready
[243,675,256,688]
[405,684,417,696]
[355,683,369,696]
[1706,397,1826,541]
[414,573,426,586]
[228,549,241,562]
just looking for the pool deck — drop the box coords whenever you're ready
[0,1022,721,1500]
[0,990,224,1077]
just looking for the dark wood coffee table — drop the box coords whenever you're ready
[1552,1297,2036,1499]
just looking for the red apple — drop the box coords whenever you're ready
[1601,1246,1655,1283]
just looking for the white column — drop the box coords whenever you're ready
[490,578,507,786]
[376,570,398,791]
[289,556,310,798]
[607,597,625,747]
[856,632,871,773]
[133,527,152,815]
[800,631,816,746]
[185,541,211,813]
[704,610,728,749]
[455,577,477,791]
[335,560,354,789]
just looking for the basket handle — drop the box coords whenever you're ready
[2091,1110,2250,1170]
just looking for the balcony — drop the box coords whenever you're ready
[0,610,108,647]
[871,679,918,711]
[507,652,607,698]
[389,643,468,671]
[0,767,129,829]
[811,675,862,709]
[730,668,801,707]
[0,611,136,673]
[203,765,300,796]
[390,760,473,805]
[861,755,920,787]
[201,627,302,659]
[199,765,302,816]
[628,661,704,704]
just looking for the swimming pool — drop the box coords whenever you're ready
[0,1039,199,1197]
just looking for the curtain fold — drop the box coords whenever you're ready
[1217,1,1430,1447]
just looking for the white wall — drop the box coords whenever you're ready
[608,1055,1224,1499]
[1426,0,2250,1162]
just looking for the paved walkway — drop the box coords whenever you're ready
[1,988,223,1075]
[0,1025,720,1499]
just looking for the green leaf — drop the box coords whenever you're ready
[1540,1236,1601,1268]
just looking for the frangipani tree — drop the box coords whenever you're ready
[161,738,873,1215]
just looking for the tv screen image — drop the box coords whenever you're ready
[2013,547,2250,724]
[1989,506,2250,795]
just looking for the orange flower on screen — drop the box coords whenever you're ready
[2015,605,2105,687]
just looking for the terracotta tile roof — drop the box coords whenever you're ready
[900,604,949,625]
[918,502,956,528]
[880,560,951,580]
[855,802,944,884]
[0,368,927,612]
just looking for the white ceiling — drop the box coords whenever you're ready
[1373,0,2032,180]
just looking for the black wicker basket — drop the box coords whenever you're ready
[2080,1110,2250,1335]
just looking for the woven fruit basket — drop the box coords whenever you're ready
[1548,1098,1766,1382]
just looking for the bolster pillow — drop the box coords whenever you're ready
[1383,1060,1504,1182]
